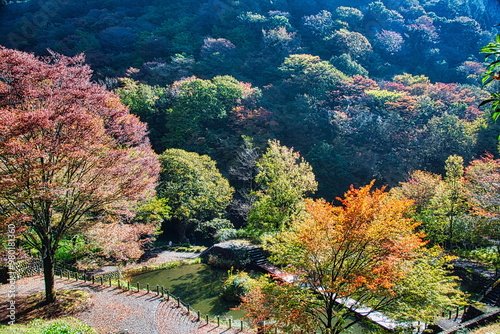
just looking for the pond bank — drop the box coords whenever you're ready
[0,275,252,334]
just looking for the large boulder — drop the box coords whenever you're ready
[200,240,258,269]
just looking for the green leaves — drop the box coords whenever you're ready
[158,148,234,240]
[479,35,500,123]
[246,140,317,237]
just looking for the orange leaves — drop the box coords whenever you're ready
[243,183,441,333]
[283,182,423,298]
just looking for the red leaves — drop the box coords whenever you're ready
[0,47,160,253]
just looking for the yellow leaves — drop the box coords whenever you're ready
[0,80,9,94]
[276,182,425,300]
[104,96,125,110]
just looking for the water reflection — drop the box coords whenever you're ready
[129,263,245,318]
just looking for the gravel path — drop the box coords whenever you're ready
[0,276,162,333]
[0,251,253,334]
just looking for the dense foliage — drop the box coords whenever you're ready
[1,0,498,83]
[158,148,234,241]
[0,48,159,302]
[2,2,500,329]
[1,0,497,203]
[241,183,465,333]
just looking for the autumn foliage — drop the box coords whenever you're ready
[0,48,159,302]
[241,183,459,333]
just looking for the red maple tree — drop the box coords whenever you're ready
[0,48,160,303]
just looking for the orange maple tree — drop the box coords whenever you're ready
[242,182,463,333]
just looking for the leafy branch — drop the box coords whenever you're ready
[480,34,500,122]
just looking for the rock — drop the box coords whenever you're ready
[200,240,257,269]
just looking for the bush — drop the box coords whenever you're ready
[215,228,238,242]
[41,321,96,334]
[196,218,234,241]
[206,254,251,269]
[220,270,252,302]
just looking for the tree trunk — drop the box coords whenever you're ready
[178,220,187,242]
[42,247,56,304]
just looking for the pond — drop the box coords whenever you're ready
[128,263,375,333]
[129,263,245,318]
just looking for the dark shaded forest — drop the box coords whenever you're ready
[1,0,499,224]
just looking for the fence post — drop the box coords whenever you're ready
[147,283,150,293]
[100,276,103,285]
[92,276,95,284]
[197,310,200,321]
[118,280,121,289]
[109,276,112,287]
[241,320,243,331]
[137,282,140,292]
[205,315,209,324]
[228,318,231,328]
[156,285,159,296]
[161,286,164,297]
[166,290,169,301]
[217,316,220,327]
[187,304,190,314]
[177,297,180,308]
[127,281,130,291]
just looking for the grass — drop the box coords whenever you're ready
[0,290,90,325]
[0,317,96,334]
[121,257,201,278]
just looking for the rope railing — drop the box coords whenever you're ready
[12,259,473,333]
[53,267,251,332]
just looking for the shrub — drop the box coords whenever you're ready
[215,228,238,242]
[220,271,252,302]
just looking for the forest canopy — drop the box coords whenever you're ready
[0,0,499,241]
[0,0,499,236]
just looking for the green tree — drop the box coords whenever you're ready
[419,113,479,169]
[158,149,234,241]
[392,156,471,248]
[163,75,258,156]
[443,155,468,248]
[480,34,500,124]
[247,140,317,237]
[115,78,167,151]
[277,54,349,99]
[326,29,373,61]
[303,10,336,38]
[334,7,364,29]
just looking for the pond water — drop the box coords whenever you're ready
[129,263,374,333]
[129,263,245,318]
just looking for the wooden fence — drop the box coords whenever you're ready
[54,267,251,333]
[10,258,482,334]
